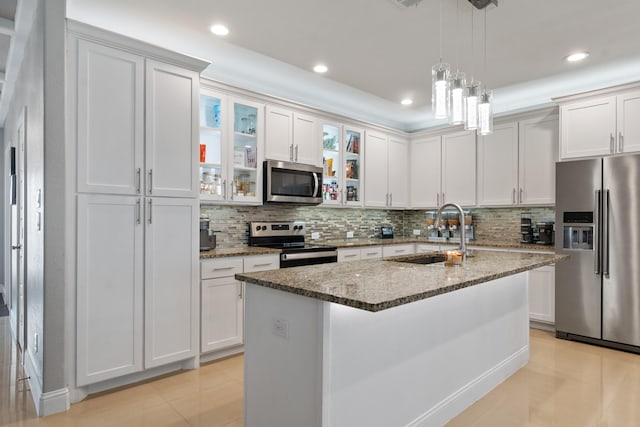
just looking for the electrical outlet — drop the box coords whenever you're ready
[311,232,320,240]
[346,231,354,238]
[413,229,421,236]
[272,318,289,339]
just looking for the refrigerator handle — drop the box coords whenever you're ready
[595,190,601,275]
[603,189,610,278]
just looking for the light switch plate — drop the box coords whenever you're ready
[413,229,421,236]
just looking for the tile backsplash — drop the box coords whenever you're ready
[200,205,555,248]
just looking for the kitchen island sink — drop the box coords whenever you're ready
[388,253,446,265]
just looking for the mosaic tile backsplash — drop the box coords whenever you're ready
[200,205,555,248]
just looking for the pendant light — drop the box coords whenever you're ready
[478,8,493,135]
[449,0,466,125]
[464,8,480,130]
[432,0,450,119]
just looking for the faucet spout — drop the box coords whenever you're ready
[434,202,467,262]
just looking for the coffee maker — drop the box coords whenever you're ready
[536,221,555,245]
[200,215,216,251]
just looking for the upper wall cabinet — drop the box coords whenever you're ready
[265,106,322,167]
[74,34,204,198]
[477,114,558,207]
[558,86,640,160]
[321,123,364,207]
[364,131,408,209]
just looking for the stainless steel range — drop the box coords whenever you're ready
[248,221,338,268]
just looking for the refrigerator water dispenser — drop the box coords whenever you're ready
[563,226,593,250]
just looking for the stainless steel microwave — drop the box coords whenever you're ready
[264,160,323,205]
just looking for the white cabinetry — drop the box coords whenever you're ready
[199,88,264,204]
[265,106,321,166]
[360,246,383,260]
[200,254,279,357]
[70,23,207,387]
[337,248,361,262]
[321,123,363,206]
[411,130,475,208]
[478,114,557,206]
[382,244,415,257]
[415,243,441,253]
[528,265,555,326]
[559,87,640,159]
[364,131,408,208]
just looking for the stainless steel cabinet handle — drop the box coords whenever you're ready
[389,193,393,207]
[619,132,624,152]
[136,199,141,224]
[230,181,234,200]
[251,263,273,268]
[223,179,227,199]
[213,266,235,271]
[442,192,445,203]
[136,168,141,193]
[436,193,440,207]
[344,254,358,258]
[289,144,294,161]
[603,189,610,278]
[595,190,601,275]
[519,188,523,204]
[512,188,516,204]
[11,245,21,250]
[239,283,243,299]
[148,199,152,224]
[148,169,153,194]
[610,134,615,154]
[365,252,378,256]
[295,145,299,162]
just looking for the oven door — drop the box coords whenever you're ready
[264,160,323,205]
[280,250,338,268]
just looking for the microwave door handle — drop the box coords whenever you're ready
[313,172,319,197]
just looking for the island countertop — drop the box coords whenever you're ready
[236,250,566,312]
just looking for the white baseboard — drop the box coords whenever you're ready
[407,345,530,427]
[199,346,243,365]
[23,350,70,416]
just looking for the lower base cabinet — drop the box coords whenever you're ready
[528,264,555,325]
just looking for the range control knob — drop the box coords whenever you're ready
[255,225,261,231]
[261,226,267,231]
[298,225,304,230]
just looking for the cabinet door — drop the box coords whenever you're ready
[76,40,144,195]
[199,90,227,202]
[293,112,321,166]
[364,131,389,208]
[477,122,518,206]
[442,130,476,206]
[560,96,616,159]
[410,136,441,208]
[344,127,364,207]
[617,90,640,154]
[146,60,199,198]
[229,98,264,203]
[265,106,293,162]
[388,137,409,208]
[519,115,558,205]
[201,277,243,353]
[145,197,199,368]
[321,122,343,205]
[528,265,555,324]
[76,195,143,386]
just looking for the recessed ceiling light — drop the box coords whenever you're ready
[313,64,328,74]
[401,99,413,106]
[566,52,589,62]
[210,24,229,36]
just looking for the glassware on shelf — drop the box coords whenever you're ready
[247,114,256,135]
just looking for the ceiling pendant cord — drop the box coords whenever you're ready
[449,0,467,125]
[478,7,493,135]
[432,0,450,119]
[465,6,480,130]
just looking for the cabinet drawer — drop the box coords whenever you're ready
[244,254,280,273]
[382,244,415,257]
[360,247,383,260]
[415,244,440,254]
[338,248,361,262]
[201,257,243,279]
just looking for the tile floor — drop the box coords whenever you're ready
[2,314,640,426]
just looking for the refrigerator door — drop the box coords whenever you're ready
[555,158,602,339]
[602,154,640,346]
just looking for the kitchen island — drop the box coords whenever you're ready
[236,250,564,427]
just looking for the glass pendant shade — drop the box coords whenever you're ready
[432,63,450,119]
[449,71,466,125]
[464,81,481,130]
[478,90,493,135]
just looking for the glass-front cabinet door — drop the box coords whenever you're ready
[321,123,363,207]
[199,87,263,204]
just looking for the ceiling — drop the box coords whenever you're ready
[0,0,17,97]
[10,0,640,131]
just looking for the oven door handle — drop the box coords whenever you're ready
[281,250,338,261]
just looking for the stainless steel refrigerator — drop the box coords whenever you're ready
[556,154,640,352]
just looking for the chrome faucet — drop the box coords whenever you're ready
[434,202,467,262]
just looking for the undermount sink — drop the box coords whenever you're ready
[388,253,447,265]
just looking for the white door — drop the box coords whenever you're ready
[364,131,389,208]
[410,136,441,208]
[293,112,321,166]
[617,90,640,154]
[441,130,476,206]
[387,137,408,208]
[560,96,616,159]
[145,197,198,368]
[145,60,199,198]
[76,195,144,386]
[519,115,558,205]
[201,278,243,353]
[265,106,293,162]
[477,122,518,206]
[76,39,144,195]
[528,265,555,324]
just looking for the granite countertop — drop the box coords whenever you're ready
[200,246,281,259]
[326,237,555,252]
[236,250,566,312]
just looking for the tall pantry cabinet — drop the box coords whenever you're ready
[69,22,209,387]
